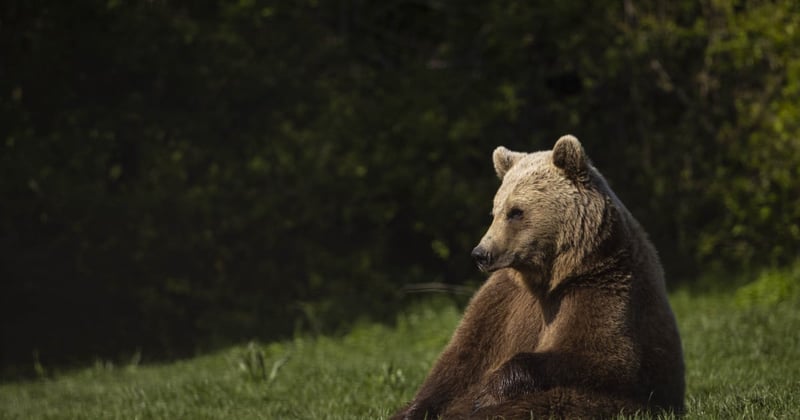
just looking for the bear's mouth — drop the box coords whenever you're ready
[475,256,513,273]
[476,261,492,273]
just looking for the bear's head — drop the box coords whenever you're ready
[471,135,614,287]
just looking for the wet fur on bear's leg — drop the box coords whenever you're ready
[391,270,542,420]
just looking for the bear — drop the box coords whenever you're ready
[391,135,685,419]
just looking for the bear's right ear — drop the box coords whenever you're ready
[493,146,526,179]
[552,134,588,181]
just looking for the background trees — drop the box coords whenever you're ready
[2,0,798,373]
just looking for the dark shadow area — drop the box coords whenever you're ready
[2,0,797,379]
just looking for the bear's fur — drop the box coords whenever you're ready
[392,135,685,419]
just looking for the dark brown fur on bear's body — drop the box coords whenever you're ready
[392,136,685,419]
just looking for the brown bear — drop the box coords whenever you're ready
[392,135,685,419]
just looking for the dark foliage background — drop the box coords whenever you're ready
[2,0,798,375]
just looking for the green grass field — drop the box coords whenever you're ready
[2,268,799,419]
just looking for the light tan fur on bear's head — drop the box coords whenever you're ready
[474,135,613,290]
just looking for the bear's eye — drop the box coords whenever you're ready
[507,208,523,221]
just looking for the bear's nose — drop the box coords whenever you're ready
[471,245,491,270]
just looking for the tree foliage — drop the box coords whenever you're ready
[2,0,798,372]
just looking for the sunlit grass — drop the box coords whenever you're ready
[2,271,799,419]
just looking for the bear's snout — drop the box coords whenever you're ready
[471,245,492,271]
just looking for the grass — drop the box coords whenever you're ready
[2,268,799,419]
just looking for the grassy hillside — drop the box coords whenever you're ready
[2,269,799,419]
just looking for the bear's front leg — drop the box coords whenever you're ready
[392,272,529,419]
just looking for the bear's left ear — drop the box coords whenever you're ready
[552,134,588,181]
[493,146,527,179]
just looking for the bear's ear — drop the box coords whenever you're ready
[552,134,588,181]
[493,146,526,179]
